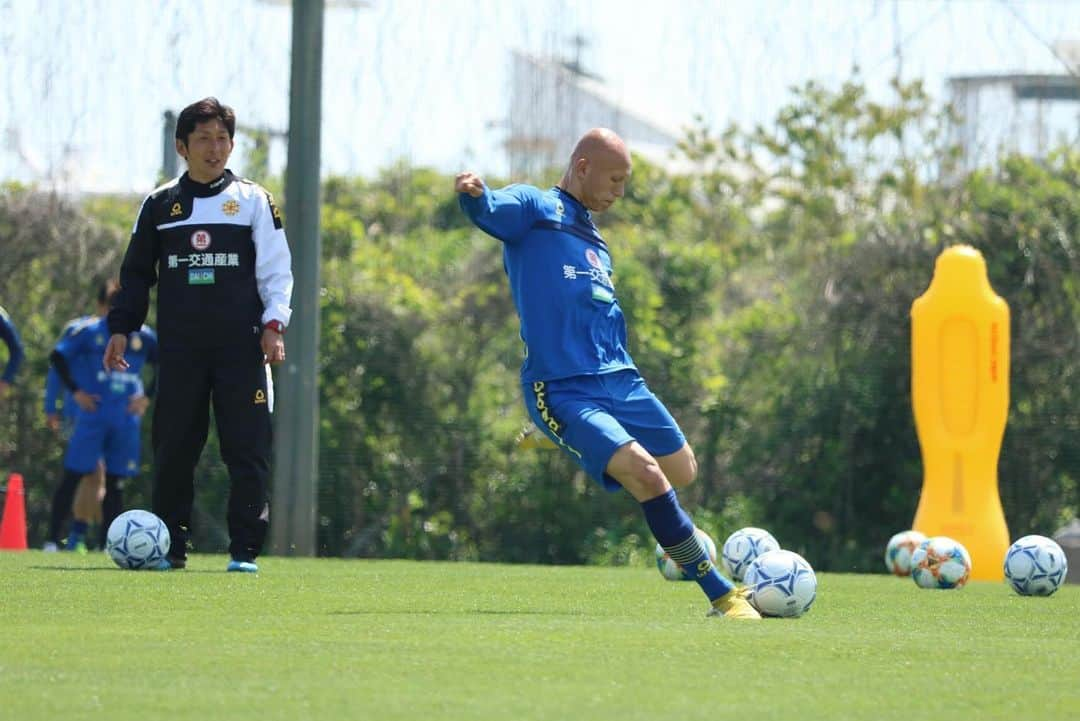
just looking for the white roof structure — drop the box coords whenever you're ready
[505,50,687,178]
[947,72,1080,172]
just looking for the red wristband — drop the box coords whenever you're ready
[264,320,286,335]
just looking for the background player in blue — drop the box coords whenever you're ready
[50,283,157,550]
[456,128,759,620]
[43,282,116,551]
[0,304,25,400]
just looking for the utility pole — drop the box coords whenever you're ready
[161,111,177,181]
[271,0,324,556]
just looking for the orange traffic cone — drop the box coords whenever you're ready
[0,472,28,550]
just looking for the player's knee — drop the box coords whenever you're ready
[608,443,670,500]
[659,445,698,489]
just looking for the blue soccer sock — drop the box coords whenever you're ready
[66,520,88,550]
[641,489,734,601]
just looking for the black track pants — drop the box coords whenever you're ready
[152,343,272,562]
[99,474,124,549]
[48,469,80,544]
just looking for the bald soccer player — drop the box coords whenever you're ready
[456,128,758,620]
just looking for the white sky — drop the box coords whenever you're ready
[0,0,1076,194]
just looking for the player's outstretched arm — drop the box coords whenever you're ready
[454,171,485,198]
[455,172,534,243]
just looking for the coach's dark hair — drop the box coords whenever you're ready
[97,278,120,306]
[175,97,236,145]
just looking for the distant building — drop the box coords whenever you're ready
[947,72,1080,172]
[505,49,685,179]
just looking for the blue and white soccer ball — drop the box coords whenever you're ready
[655,527,718,581]
[743,549,817,618]
[910,536,971,590]
[105,510,170,570]
[884,530,927,576]
[721,526,780,581]
[1003,535,1068,597]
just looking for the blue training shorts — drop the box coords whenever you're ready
[64,406,141,477]
[522,369,686,492]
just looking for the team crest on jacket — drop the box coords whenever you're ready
[190,230,212,251]
[585,248,602,269]
[170,202,183,217]
[222,199,240,216]
[129,334,143,352]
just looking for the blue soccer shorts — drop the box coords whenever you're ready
[64,406,142,477]
[522,369,686,491]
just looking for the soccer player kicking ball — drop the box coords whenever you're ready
[456,128,759,619]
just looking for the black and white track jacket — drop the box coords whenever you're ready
[108,170,293,351]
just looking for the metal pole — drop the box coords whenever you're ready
[162,111,177,181]
[271,0,323,556]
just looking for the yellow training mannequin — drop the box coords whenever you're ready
[911,245,1009,582]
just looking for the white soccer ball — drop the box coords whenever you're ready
[721,526,780,581]
[744,549,817,618]
[1003,534,1068,597]
[910,536,971,589]
[655,527,718,581]
[105,510,170,570]
[884,530,928,576]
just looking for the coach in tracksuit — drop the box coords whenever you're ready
[104,97,293,573]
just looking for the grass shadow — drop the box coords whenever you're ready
[29,565,226,574]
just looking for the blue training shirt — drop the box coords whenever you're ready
[0,304,25,385]
[459,184,636,382]
[54,317,158,410]
[45,316,94,419]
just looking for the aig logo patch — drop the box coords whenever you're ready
[222,199,240,216]
[254,389,267,405]
[190,230,212,251]
[170,202,183,217]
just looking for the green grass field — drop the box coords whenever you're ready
[2,551,1077,721]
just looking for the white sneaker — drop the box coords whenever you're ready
[42,541,59,552]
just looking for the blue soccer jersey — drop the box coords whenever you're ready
[45,316,94,422]
[0,304,24,385]
[54,318,157,410]
[459,184,636,382]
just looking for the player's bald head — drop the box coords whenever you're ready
[560,128,631,212]
[570,128,630,168]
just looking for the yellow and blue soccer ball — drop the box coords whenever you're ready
[655,527,718,581]
[721,526,780,582]
[910,536,971,589]
[1004,535,1067,596]
[105,509,170,570]
[744,549,817,617]
[884,530,927,576]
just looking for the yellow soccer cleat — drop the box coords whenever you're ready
[515,422,558,450]
[707,588,761,620]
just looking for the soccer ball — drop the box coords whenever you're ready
[743,549,817,618]
[1003,535,1068,597]
[910,536,971,589]
[105,510,170,570]
[884,530,928,576]
[655,527,718,581]
[721,527,780,581]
